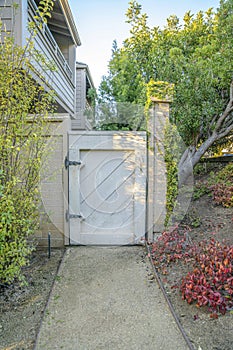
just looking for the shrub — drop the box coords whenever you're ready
[210,183,233,207]
[150,229,233,317]
[209,163,233,207]
[150,226,194,274]
[193,163,233,207]
[0,1,55,284]
[180,239,233,316]
[0,179,37,284]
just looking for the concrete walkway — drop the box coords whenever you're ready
[35,246,189,350]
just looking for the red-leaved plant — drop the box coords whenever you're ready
[150,227,233,317]
[194,163,233,208]
[209,183,233,208]
[151,225,194,274]
[180,239,233,316]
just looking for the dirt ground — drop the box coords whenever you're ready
[0,249,64,350]
[0,164,232,350]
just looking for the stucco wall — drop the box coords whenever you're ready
[35,115,70,247]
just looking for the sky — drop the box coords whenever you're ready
[69,0,220,88]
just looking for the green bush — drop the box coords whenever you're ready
[0,179,37,284]
[0,1,55,284]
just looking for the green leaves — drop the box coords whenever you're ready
[0,2,55,285]
[37,0,54,24]
[0,181,36,284]
[100,0,233,148]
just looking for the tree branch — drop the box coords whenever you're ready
[216,123,233,140]
[215,81,233,132]
[230,80,233,100]
[209,113,219,133]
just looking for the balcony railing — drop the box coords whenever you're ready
[28,0,73,81]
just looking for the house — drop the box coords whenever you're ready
[0,0,95,118]
[1,0,80,116]
[0,0,95,246]
[74,62,95,130]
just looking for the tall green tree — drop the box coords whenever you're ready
[0,0,55,284]
[99,0,233,185]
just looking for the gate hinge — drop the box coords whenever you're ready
[66,210,84,221]
[65,156,82,169]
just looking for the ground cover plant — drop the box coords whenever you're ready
[194,163,233,207]
[180,239,233,317]
[150,163,233,318]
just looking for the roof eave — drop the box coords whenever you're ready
[76,62,95,89]
[59,0,81,46]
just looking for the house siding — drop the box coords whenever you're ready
[74,63,95,130]
[74,67,86,128]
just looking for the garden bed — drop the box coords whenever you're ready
[150,163,233,350]
[0,249,64,350]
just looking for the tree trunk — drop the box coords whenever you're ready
[178,134,218,187]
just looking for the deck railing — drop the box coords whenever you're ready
[28,0,73,81]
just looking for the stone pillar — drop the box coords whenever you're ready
[147,99,171,241]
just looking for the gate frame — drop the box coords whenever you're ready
[38,100,170,247]
[67,130,147,245]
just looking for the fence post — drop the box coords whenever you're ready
[147,98,171,242]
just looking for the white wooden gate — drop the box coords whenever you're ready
[67,131,147,245]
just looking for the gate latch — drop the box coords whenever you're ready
[65,156,82,169]
[66,210,84,221]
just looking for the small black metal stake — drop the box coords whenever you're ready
[48,232,51,259]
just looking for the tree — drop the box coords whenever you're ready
[0,0,55,284]
[99,0,233,185]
